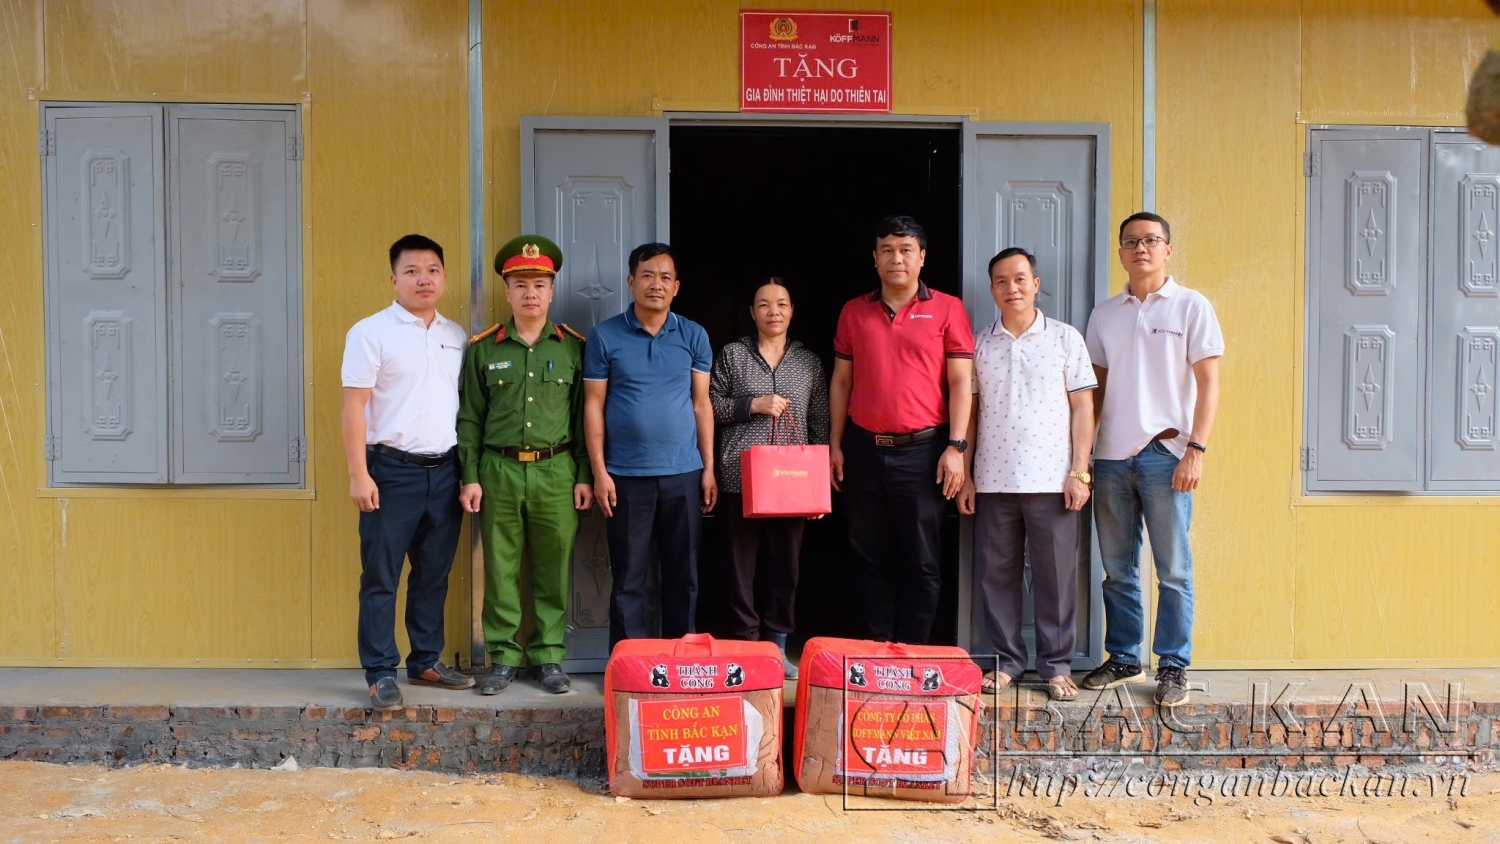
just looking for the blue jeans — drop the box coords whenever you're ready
[1092,440,1194,670]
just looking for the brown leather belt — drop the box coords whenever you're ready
[368,444,456,468]
[487,444,567,463]
[858,425,942,447]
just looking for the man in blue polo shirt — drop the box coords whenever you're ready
[584,243,717,649]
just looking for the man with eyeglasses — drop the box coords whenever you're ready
[1079,212,1223,708]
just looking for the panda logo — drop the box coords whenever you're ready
[921,666,942,691]
[726,663,745,687]
[848,662,867,687]
[650,664,669,688]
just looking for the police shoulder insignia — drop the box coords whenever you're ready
[557,323,586,342]
[469,323,501,344]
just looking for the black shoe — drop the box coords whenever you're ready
[409,662,476,690]
[478,665,519,695]
[369,677,403,711]
[1079,658,1146,690]
[1154,666,1190,708]
[536,663,571,694]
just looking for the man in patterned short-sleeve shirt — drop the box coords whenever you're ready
[959,247,1096,701]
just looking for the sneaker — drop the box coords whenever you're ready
[536,663,571,694]
[763,630,799,680]
[1079,658,1146,690]
[409,662,476,690]
[369,677,403,711]
[1154,666,1190,708]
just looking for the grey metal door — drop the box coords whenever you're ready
[959,121,1111,670]
[44,105,169,484]
[1306,129,1426,491]
[1428,132,1500,489]
[169,106,303,484]
[964,131,1102,329]
[521,117,669,672]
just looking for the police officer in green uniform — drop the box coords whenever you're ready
[458,235,592,695]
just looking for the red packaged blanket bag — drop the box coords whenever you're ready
[604,633,784,798]
[792,637,982,803]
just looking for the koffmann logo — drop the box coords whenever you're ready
[773,469,810,478]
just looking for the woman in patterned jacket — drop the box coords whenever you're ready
[709,278,830,678]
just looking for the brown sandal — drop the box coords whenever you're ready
[1047,675,1079,701]
[981,670,1013,694]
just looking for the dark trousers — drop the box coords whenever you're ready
[357,450,462,686]
[719,493,805,640]
[974,492,1080,680]
[842,429,947,644]
[607,470,703,649]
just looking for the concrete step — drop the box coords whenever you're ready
[1,668,1494,779]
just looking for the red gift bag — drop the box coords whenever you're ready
[739,411,832,518]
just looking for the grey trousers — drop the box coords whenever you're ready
[975,492,1080,680]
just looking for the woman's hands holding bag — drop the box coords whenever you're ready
[751,394,790,418]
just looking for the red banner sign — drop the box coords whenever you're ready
[740,11,892,114]
[841,698,949,779]
[637,696,749,774]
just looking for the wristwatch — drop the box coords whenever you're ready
[1068,470,1092,484]
[1187,441,1208,453]
[947,439,968,454]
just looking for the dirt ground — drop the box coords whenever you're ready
[0,761,1494,843]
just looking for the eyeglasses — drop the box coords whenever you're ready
[1119,236,1168,250]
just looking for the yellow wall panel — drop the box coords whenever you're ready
[0,0,472,666]
[1157,0,1301,661]
[1158,0,1500,664]
[1302,0,1490,124]
[485,0,1139,317]
[54,499,310,660]
[43,0,306,96]
[1294,506,1500,660]
[887,0,1139,298]
[0,0,57,659]
[305,0,471,660]
[1293,3,1500,662]
[0,0,1495,667]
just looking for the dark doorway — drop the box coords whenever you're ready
[669,124,964,649]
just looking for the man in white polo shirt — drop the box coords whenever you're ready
[1080,212,1224,708]
[341,234,476,711]
[958,248,1096,702]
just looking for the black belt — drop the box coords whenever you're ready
[368,444,455,468]
[858,425,942,447]
[486,443,567,463]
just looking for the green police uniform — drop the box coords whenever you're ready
[457,236,591,669]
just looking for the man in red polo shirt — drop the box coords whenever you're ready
[829,215,975,644]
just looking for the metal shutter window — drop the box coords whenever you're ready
[44,105,169,484]
[42,103,303,486]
